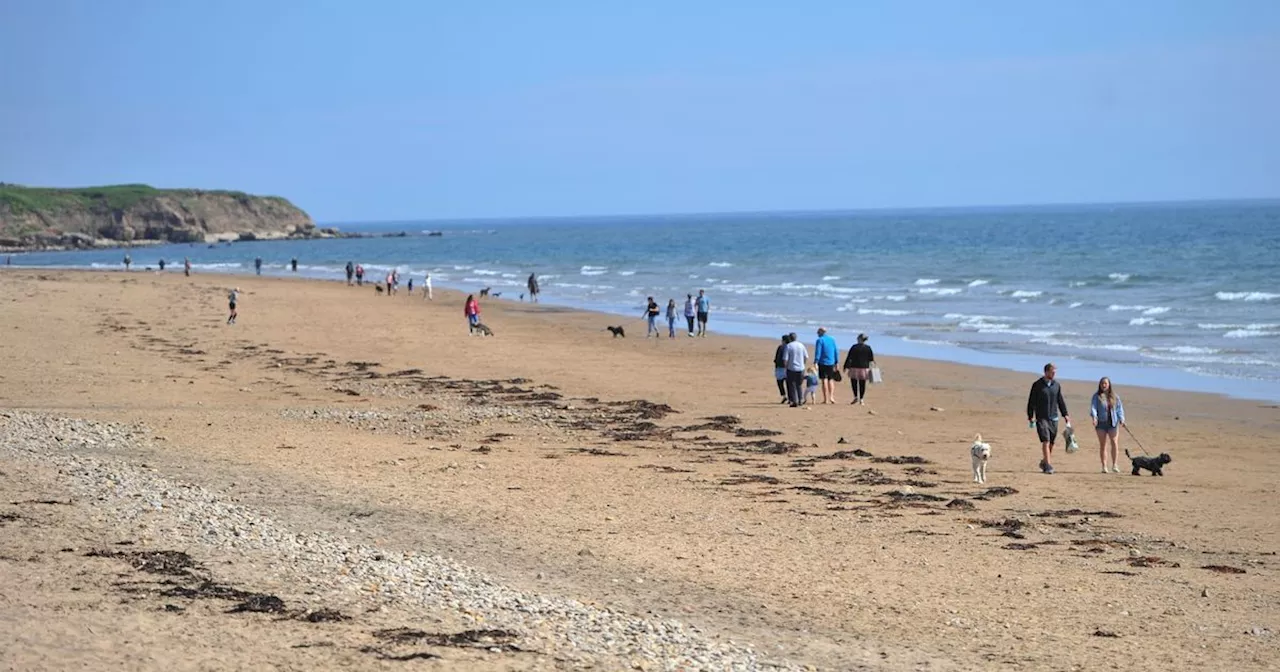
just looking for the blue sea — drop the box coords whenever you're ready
[9,201,1280,401]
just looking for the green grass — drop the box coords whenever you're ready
[0,183,291,215]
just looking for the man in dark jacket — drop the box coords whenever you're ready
[773,335,790,403]
[1027,363,1071,474]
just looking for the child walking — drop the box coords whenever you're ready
[803,365,819,406]
[665,299,677,338]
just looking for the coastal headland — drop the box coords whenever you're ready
[1,269,1276,670]
[0,184,331,251]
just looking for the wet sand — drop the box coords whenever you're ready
[1,268,1277,671]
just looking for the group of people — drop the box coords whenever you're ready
[772,328,877,408]
[1027,363,1129,475]
[643,290,711,338]
[123,254,192,276]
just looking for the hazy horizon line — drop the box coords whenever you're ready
[322,195,1280,228]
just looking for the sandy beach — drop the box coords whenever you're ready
[2,268,1277,671]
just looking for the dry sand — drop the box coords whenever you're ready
[1,268,1277,671]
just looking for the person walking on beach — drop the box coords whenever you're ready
[464,294,480,334]
[346,261,355,285]
[814,327,840,404]
[183,257,191,277]
[643,296,661,337]
[158,259,166,271]
[773,335,790,403]
[291,257,298,272]
[842,333,875,405]
[123,253,132,271]
[783,332,809,408]
[803,365,820,406]
[696,289,710,337]
[254,256,262,275]
[385,272,394,296]
[423,273,433,300]
[1091,377,1126,473]
[527,273,540,302]
[683,294,696,337]
[227,287,239,325]
[407,277,414,295]
[1027,363,1071,475]
[355,264,364,286]
[665,299,677,338]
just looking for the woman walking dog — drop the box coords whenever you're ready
[1091,376,1126,473]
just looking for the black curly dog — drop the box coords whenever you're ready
[607,325,626,338]
[1126,449,1171,476]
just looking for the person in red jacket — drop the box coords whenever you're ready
[464,294,480,335]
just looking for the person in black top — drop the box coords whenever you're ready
[773,334,790,403]
[842,333,875,405]
[642,297,661,337]
[1027,362,1071,475]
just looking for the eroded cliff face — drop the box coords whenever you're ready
[0,190,320,250]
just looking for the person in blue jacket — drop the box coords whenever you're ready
[813,327,840,404]
[1091,376,1126,474]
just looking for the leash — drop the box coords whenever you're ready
[1123,425,1151,456]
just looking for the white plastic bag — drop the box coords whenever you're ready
[870,364,883,384]
[1063,423,1080,453]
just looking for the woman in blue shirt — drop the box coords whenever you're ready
[1090,377,1126,473]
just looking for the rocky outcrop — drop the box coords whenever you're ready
[0,185,327,251]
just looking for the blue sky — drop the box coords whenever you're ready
[2,1,1278,222]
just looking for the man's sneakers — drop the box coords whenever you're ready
[1038,459,1055,475]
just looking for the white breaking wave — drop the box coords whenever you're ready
[580,266,608,276]
[1069,302,1084,308]
[857,308,913,316]
[1225,329,1278,339]
[1010,290,1042,298]
[1108,304,1151,312]
[967,279,990,287]
[918,287,963,296]
[708,262,733,267]
[1156,346,1221,355]
[1216,291,1280,302]
[1109,273,1131,282]
[914,278,941,286]
[1197,323,1280,330]
[617,271,636,276]
[473,269,501,276]
[1142,306,1171,315]
[822,275,842,281]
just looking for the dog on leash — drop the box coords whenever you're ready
[970,434,992,484]
[607,325,626,338]
[1126,449,1171,476]
[470,322,494,337]
[479,287,491,298]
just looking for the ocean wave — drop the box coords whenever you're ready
[1010,290,1042,298]
[708,262,733,267]
[1142,306,1171,315]
[1107,304,1150,312]
[1225,329,1279,339]
[822,275,842,281]
[536,274,560,280]
[189,262,244,269]
[551,282,614,290]
[1069,281,1089,288]
[473,269,501,276]
[967,279,990,287]
[580,265,608,276]
[1216,291,1280,302]
[1109,273,1131,282]
[1069,302,1084,308]
[1154,346,1222,355]
[1197,323,1280,330]
[1128,317,1179,327]
[857,308,913,316]
[918,287,963,296]
[452,265,472,271]
[881,295,907,302]
[914,278,940,286]
[1030,337,1140,352]
[617,271,636,276]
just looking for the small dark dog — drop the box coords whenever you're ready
[471,322,494,337]
[479,287,491,297]
[375,285,384,294]
[607,325,626,338]
[492,291,502,298]
[1126,449,1172,476]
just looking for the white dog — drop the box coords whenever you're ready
[970,433,992,483]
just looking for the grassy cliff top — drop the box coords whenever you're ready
[0,183,294,215]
